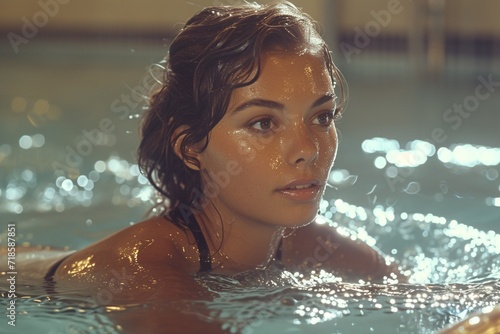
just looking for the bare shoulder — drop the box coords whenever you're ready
[54,216,201,284]
[282,216,406,281]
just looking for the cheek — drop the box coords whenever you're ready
[202,127,337,176]
[201,132,263,174]
[227,132,280,166]
[320,129,338,164]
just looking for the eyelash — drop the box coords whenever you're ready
[246,110,339,133]
[247,116,276,132]
[313,111,335,126]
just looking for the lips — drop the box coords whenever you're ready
[277,178,323,202]
[287,184,314,190]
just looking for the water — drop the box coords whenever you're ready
[1,203,499,333]
[1,40,500,333]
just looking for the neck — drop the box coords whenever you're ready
[194,207,285,274]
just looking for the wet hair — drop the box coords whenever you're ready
[138,1,346,230]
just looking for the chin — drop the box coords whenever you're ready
[280,206,319,228]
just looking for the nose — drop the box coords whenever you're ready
[284,122,319,167]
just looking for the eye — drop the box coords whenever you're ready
[247,116,277,132]
[312,111,335,127]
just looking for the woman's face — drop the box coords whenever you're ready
[197,50,338,228]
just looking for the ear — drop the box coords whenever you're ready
[172,126,201,171]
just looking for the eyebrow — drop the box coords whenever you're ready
[230,94,335,115]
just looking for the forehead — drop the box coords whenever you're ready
[230,51,332,103]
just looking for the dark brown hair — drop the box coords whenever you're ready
[138,1,346,230]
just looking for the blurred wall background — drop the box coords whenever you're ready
[2,0,500,35]
[2,0,500,76]
[0,1,326,35]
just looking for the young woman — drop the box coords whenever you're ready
[3,1,406,332]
